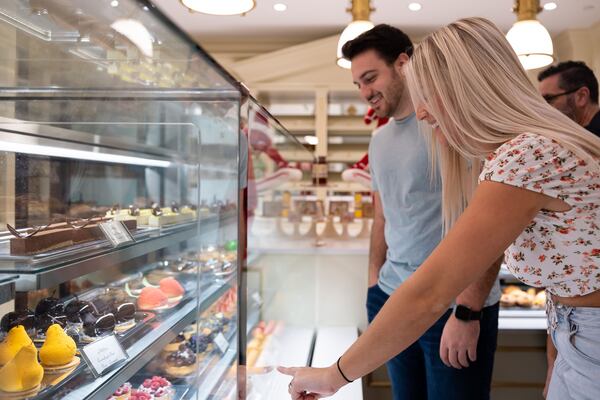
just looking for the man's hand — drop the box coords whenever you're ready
[439,314,480,369]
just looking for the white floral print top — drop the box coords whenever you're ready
[480,133,600,297]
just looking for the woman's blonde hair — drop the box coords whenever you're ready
[405,17,600,232]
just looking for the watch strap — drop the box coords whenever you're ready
[454,304,482,321]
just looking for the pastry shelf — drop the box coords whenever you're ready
[0,214,240,291]
[0,273,19,286]
[61,280,231,400]
[499,308,547,330]
[2,223,197,291]
[185,326,238,400]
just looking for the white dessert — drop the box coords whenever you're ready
[148,207,197,227]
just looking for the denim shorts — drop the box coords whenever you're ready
[546,296,600,400]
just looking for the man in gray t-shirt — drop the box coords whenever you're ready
[342,25,501,400]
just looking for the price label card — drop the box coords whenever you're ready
[214,332,229,354]
[81,334,128,377]
[99,220,135,247]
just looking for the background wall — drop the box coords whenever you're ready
[232,20,599,400]
[204,21,600,184]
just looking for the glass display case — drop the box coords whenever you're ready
[0,1,243,399]
[238,99,358,399]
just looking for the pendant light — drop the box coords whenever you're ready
[506,0,553,70]
[181,0,256,16]
[337,0,375,69]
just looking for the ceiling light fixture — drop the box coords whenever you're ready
[111,19,154,58]
[408,3,422,11]
[0,140,171,168]
[273,3,287,12]
[110,0,119,7]
[506,0,554,70]
[543,2,557,11]
[181,0,256,16]
[337,0,375,69]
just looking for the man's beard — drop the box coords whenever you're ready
[562,95,577,121]
[377,76,405,119]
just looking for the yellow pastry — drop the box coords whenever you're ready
[0,325,31,366]
[533,290,547,308]
[40,324,77,367]
[0,342,43,392]
[0,354,21,392]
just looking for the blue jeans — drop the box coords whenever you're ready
[366,284,498,400]
[547,299,600,400]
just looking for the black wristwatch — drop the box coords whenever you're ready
[453,304,482,321]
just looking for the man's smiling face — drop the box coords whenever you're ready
[351,49,405,118]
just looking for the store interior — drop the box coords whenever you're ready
[0,0,598,399]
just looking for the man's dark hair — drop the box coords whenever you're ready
[538,61,599,104]
[341,24,413,65]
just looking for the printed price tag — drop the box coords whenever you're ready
[214,332,229,354]
[81,334,128,377]
[99,220,135,247]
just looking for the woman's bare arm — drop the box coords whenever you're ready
[281,180,557,397]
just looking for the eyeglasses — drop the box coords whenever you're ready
[543,87,582,103]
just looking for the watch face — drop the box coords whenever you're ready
[455,305,471,321]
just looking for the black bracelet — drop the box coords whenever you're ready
[336,356,354,383]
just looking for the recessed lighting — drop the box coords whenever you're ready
[110,0,119,7]
[408,2,422,12]
[143,6,149,11]
[543,2,557,11]
[273,3,287,12]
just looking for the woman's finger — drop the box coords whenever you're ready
[278,366,298,376]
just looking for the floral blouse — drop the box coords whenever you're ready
[480,132,600,297]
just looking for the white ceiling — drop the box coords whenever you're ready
[152,0,600,47]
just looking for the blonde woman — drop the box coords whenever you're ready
[280,17,600,400]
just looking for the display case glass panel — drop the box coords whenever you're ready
[0,1,242,399]
[237,99,321,398]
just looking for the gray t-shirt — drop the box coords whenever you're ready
[369,113,500,306]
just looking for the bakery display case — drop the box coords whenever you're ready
[239,100,365,399]
[497,266,547,330]
[236,99,312,398]
[0,0,244,399]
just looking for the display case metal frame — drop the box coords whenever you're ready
[0,0,250,399]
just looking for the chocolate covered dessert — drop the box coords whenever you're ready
[165,344,197,377]
[8,218,137,255]
[0,310,35,338]
[63,300,116,342]
[34,298,66,338]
